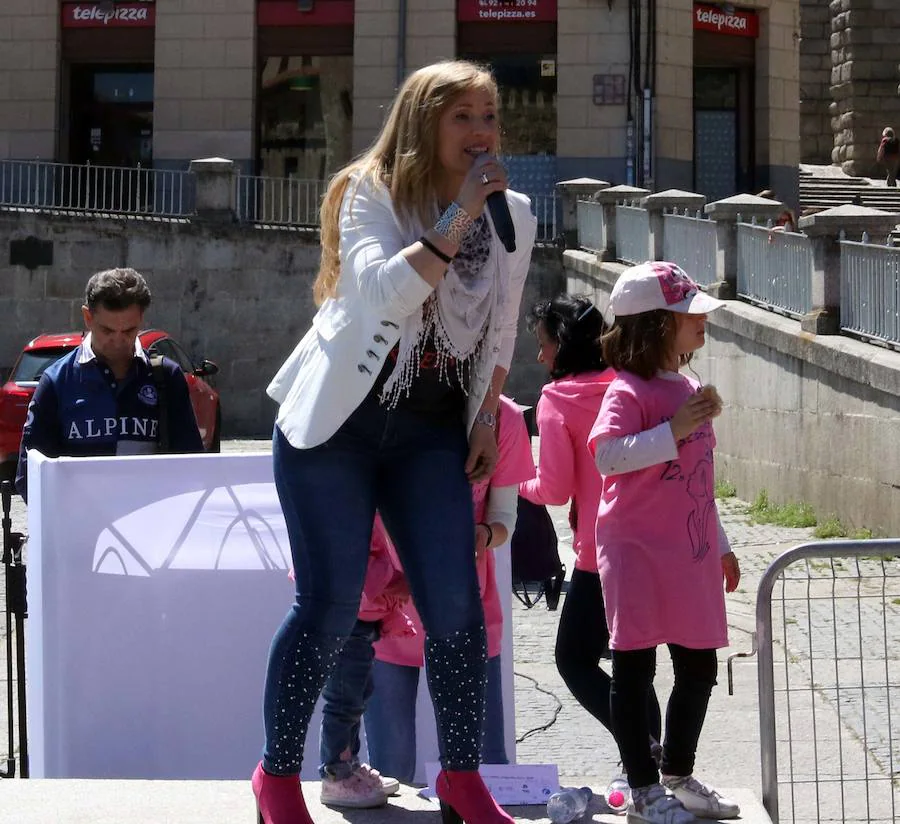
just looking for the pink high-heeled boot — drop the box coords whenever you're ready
[251,761,314,824]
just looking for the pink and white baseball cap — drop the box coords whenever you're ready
[608,261,725,317]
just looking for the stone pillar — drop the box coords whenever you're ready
[153,0,255,172]
[592,184,651,262]
[755,0,801,209]
[405,0,454,75]
[190,157,237,223]
[800,0,833,164]
[653,0,694,191]
[704,194,787,299]
[798,205,899,334]
[352,0,400,155]
[556,177,611,248]
[0,0,58,159]
[830,0,900,177]
[641,189,706,262]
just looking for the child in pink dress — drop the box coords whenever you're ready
[519,294,662,766]
[588,262,741,824]
[364,394,536,782]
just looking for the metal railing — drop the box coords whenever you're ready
[662,209,717,286]
[236,174,327,227]
[531,192,559,245]
[840,235,900,348]
[0,160,193,218]
[736,220,814,318]
[755,541,900,824]
[576,200,605,253]
[616,203,650,264]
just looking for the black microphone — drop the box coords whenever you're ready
[487,190,516,254]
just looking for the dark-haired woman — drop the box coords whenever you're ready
[518,294,661,772]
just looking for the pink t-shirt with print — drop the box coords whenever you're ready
[588,370,728,652]
[374,395,536,666]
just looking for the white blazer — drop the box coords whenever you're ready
[267,176,538,450]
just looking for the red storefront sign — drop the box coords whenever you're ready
[257,0,354,26]
[457,0,557,23]
[693,4,758,38]
[61,2,155,28]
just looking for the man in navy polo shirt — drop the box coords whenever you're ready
[15,267,203,501]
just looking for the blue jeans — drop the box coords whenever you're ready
[319,619,380,779]
[262,395,486,775]
[364,655,508,782]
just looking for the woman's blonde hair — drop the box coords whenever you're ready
[313,60,499,306]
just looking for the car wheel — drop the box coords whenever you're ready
[210,407,222,453]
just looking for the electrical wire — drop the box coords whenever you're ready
[513,670,564,743]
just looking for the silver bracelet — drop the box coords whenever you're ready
[434,201,473,245]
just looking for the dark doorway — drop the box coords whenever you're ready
[69,65,154,168]
[693,66,754,200]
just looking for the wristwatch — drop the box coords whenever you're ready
[474,409,497,428]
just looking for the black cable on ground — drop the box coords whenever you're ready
[513,670,564,743]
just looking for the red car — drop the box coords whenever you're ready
[0,330,221,478]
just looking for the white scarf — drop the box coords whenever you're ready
[381,214,505,406]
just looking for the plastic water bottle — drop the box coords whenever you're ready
[546,786,592,824]
[604,776,631,814]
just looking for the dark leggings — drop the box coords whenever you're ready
[611,644,718,789]
[554,569,662,753]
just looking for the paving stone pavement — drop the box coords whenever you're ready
[2,440,898,823]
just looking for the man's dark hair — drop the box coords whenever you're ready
[601,309,690,380]
[84,268,152,312]
[527,294,607,380]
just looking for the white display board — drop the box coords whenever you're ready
[25,450,515,781]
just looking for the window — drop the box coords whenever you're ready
[13,349,77,384]
[257,55,353,181]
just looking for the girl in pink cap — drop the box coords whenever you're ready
[588,261,740,824]
[519,294,662,769]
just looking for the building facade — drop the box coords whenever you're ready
[0,0,799,202]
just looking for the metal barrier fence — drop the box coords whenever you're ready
[662,209,717,286]
[616,203,650,264]
[236,174,326,226]
[840,236,900,348]
[576,200,605,253]
[756,541,900,824]
[0,160,193,218]
[531,193,559,245]
[736,221,814,318]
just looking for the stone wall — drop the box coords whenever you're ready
[565,250,900,536]
[830,0,900,176]
[0,212,564,438]
[800,0,834,164]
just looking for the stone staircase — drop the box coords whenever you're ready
[800,168,900,213]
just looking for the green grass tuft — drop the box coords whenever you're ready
[714,480,737,499]
[747,489,817,529]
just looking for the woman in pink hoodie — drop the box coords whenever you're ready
[519,294,661,761]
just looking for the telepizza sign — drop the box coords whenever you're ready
[457,0,557,23]
[693,3,758,38]
[62,2,156,28]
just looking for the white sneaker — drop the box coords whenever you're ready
[627,783,696,824]
[320,772,387,808]
[661,775,740,820]
[354,762,400,796]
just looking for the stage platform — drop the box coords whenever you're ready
[0,780,772,823]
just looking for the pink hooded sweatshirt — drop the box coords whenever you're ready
[519,368,615,573]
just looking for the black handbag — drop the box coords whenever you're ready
[510,496,565,610]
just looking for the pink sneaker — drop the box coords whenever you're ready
[355,762,400,796]
[320,772,387,809]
